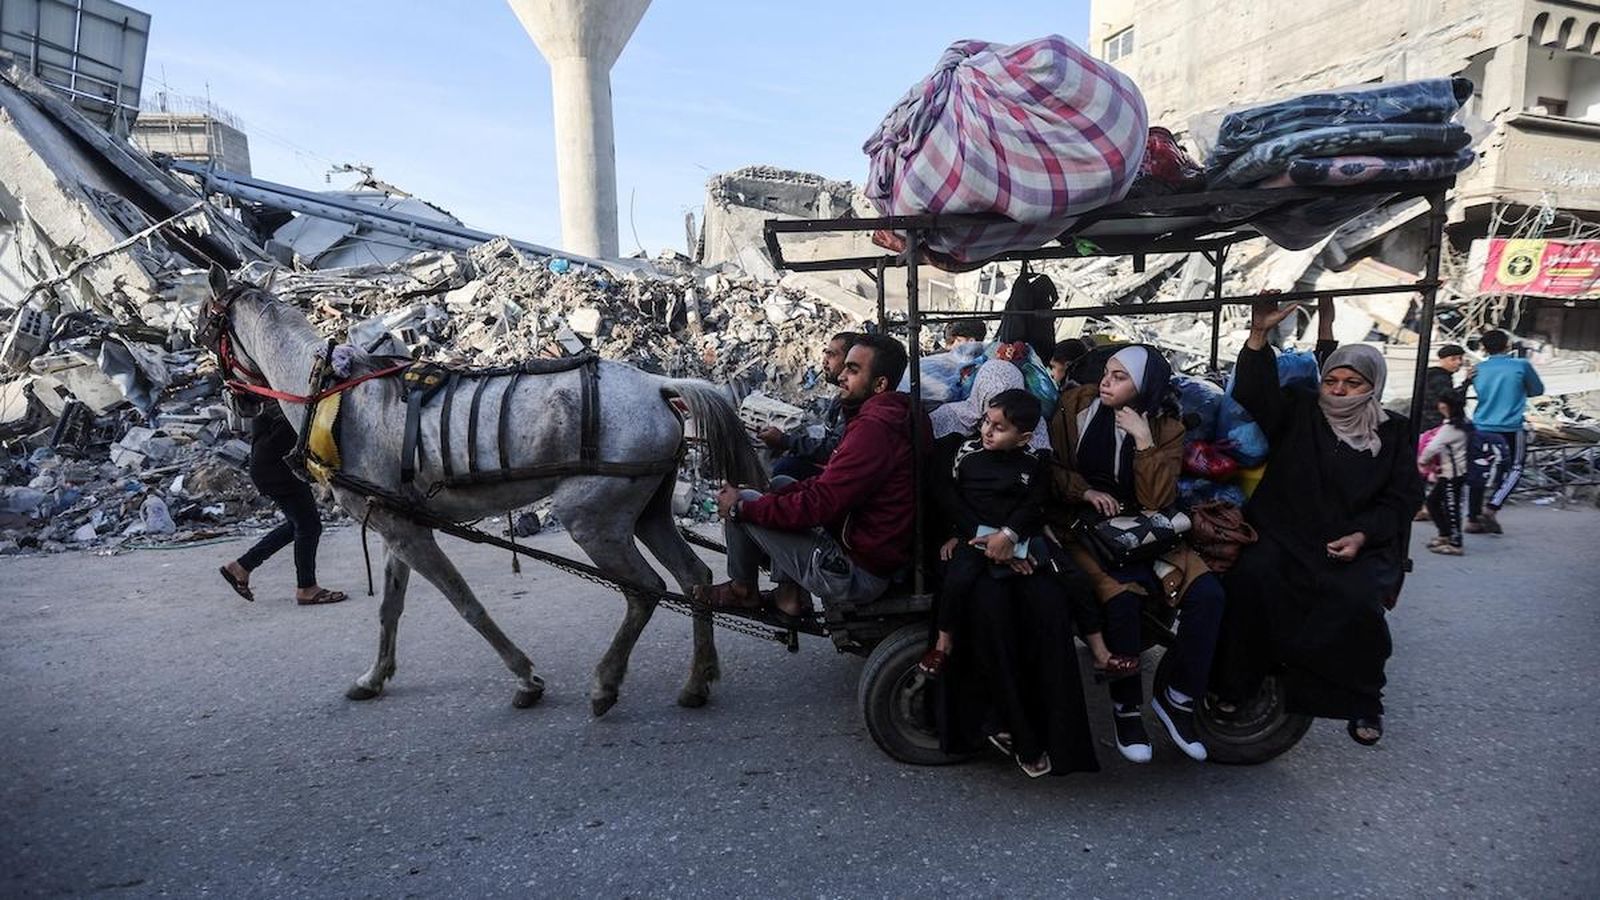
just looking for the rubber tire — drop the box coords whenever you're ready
[858,623,966,766]
[1152,650,1312,766]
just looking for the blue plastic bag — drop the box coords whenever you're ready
[1178,476,1247,511]
[1172,375,1225,442]
[900,342,986,403]
[1216,395,1269,466]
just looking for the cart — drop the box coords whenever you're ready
[755,179,1455,765]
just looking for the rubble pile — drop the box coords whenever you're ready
[0,238,858,556]
[270,239,854,401]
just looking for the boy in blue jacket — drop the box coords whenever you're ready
[1466,330,1544,534]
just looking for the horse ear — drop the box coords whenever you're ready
[208,264,231,299]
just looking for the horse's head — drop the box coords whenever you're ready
[196,263,276,403]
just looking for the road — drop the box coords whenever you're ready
[3,504,1598,897]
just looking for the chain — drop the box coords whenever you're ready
[331,471,790,646]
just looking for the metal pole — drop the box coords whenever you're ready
[1408,190,1448,430]
[876,257,888,331]
[906,234,925,598]
[1209,248,1226,371]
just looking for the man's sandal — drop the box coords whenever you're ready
[917,648,948,678]
[219,566,253,602]
[297,589,348,606]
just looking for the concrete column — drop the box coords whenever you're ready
[508,0,652,260]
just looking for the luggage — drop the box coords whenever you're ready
[863,35,1147,265]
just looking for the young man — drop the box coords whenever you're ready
[1420,344,1466,432]
[757,331,860,481]
[699,334,926,620]
[1466,330,1543,534]
[945,320,987,348]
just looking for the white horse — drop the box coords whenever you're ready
[201,268,765,715]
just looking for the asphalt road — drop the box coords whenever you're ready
[3,504,1598,897]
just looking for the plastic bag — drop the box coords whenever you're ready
[900,342,986,403]
[1184,440,1240,481]
[1178,477,1247,511]
[1275,350,1322,392]
[1216,395,1269,466]
[1172,375,1226,442]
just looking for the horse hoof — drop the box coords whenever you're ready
[677,688,709,709]
[512,684,544,709]
[591,694,618,717]
[345,682,381,701]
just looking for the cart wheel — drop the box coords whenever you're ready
[857,623,965,766]
[1152,650,1312,766]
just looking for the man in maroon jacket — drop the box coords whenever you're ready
[699,334,926,622]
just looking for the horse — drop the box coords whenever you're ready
[197,267,765,715]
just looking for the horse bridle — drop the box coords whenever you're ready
[198,282,408,406]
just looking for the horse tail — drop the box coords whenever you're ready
[659,379,768,488]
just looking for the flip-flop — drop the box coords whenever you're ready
[219,566,254,602]
[296,589,348,606]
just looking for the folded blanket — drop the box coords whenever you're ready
[1210,122,1470,188]
[1207,77,1471,176]
[1258,148,1477,187]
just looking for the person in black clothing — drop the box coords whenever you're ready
[1419,343,1466,432]
[218,405,347,605]
[1214,300,1423,747]
[926,389,1101,779]
[1048,338,1091,389]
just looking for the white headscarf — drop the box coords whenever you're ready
[929,359,1051,451]
[1109,345,1150,394]
[1319,344,1387,456]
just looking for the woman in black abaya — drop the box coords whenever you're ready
[1215,300,1424,745]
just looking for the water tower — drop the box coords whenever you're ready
[508,0,651,259]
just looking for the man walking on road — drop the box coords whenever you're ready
[1467,330,1544,535]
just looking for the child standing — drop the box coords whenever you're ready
[1419,390,1472,556]
[920,389,1134,682]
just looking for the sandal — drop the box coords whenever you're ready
[219,566,254,602]
[1018,751,1052,779]
[1428,543,1463,556]
[759,585,814,628]
[297,588,348,606]
[1348,715,1383,746]
[986,732,1014,757]
[693,581,762,614]
[1093,654,1141,683]
[917,648,948,678]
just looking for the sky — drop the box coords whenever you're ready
[135,0,1091,257]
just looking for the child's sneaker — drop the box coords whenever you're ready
[1113,707,1153,764]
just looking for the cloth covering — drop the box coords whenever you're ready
[863,35,1147,263]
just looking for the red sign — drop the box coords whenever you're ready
[1479,238,1600,299]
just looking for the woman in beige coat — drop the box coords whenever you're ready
[1046,345,1225,765]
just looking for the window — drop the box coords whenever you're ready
[1534,96,1568,117]
[1103,27,1135,63]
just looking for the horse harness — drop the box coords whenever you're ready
[199,284,676,497]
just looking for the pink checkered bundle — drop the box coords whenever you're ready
[863,36,1148,265]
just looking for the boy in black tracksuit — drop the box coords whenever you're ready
[920,390,1132,679]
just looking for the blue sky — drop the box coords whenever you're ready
[137,1,1090,256]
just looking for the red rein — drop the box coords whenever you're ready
[218,333,407,405]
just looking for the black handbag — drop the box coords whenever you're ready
[1074,505,1192,568]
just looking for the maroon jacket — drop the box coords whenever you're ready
[741,391,927,577]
